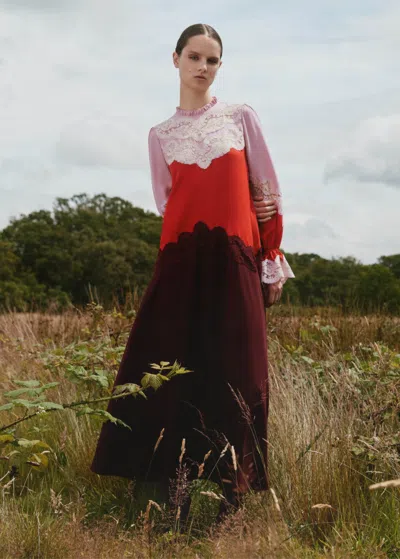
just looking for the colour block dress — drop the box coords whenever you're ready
[90,96,295,496]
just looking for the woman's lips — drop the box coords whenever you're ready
[195,76,206,80]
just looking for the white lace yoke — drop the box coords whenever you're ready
[154,97,245,170]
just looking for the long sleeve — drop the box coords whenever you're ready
[241,104,295,285]
[148,127,173,217]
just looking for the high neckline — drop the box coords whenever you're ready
[175,96,218,116]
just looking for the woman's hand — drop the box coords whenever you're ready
[253,196,282,306]
[261,278,284,308]
[253,196,277,223]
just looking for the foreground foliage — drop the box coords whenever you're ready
[0,305,399,557]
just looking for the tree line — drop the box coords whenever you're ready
[1,193,399,314]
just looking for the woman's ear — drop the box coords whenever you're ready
[172,51,179,68]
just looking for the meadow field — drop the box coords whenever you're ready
[0,303,399,558]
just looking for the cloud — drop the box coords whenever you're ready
[282,217,344,260]
[0,0,74,11]
[286,218,338,240]
[0,0,400,265]
[0,155,58,183]
[324,114,400,188]
[55,116,144,169]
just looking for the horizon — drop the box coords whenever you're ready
[1,190,398,265]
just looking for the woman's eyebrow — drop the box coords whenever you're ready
[188,50,219,59]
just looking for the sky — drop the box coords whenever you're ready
[0,0,399,263]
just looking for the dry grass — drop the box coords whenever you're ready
[1,305,400,558]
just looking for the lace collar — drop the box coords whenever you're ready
[175,96,218,117]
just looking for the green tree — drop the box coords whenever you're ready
[378,254,400,280]
[353,264,400,314]
[1,194,399,314]
[1,193,162,309]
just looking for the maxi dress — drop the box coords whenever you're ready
[90,96,295,496]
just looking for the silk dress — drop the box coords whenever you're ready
[90,96,295,496]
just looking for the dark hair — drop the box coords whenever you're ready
[175,24,223,59]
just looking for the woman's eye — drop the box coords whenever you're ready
[189,55,218,65]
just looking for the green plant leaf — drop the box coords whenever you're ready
[141,373,163,391]
[75,408,131,430]
[5,382,59,399]
[91,371,109,389]
[11,399,36,408]
[0,403,14,411]
[26,452,49,469]
[169,366,192,377]
[75,406,94,415]
[113,383,141,396]
[41,382,60,390]
[13,380,41,388]
[0,434,14,445]
[38,402,64,410]
[4,388,41,398]
[17,439,51,451]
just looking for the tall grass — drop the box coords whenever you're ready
[0,305,399,557]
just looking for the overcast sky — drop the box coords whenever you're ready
[1,0,399,263]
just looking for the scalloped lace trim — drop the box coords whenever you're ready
[158,221,259,274]
[261,254,295,284]
[155,102,244,169]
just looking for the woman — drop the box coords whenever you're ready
[90,23,295,506]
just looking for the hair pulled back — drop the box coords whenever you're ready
[175,23,223,59]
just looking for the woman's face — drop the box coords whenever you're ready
[173,34,222,91]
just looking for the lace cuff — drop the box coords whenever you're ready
[261,254,295,284]
[249,176,283,215]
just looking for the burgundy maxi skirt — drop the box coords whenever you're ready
[90,222,270,496]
